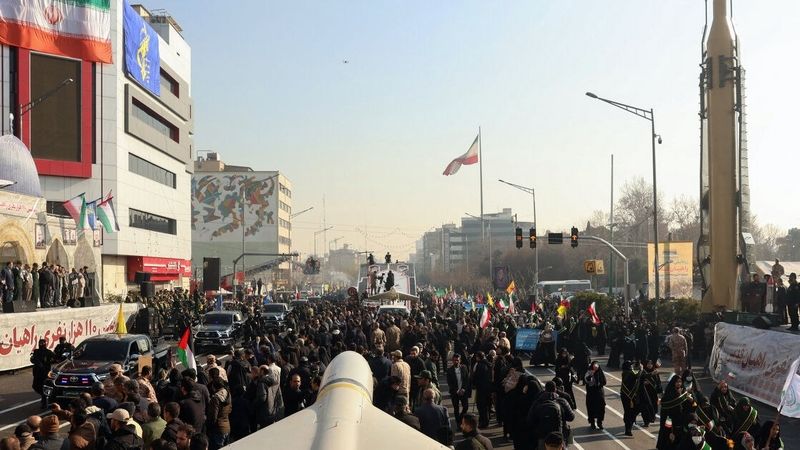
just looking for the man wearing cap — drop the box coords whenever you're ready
[389,350,411,403]
[103,364,129,403]
[105,409,143,450]
[29,416,63,450]
[414,370,441,407]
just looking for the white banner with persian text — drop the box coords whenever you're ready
[710,322,800,412]
[0,304,141,371]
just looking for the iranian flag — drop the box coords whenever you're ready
[177,327,197,371]
[96,197,120,233]
[0,0,112,63]
[588,301,601,325]
[63,194,86,228]
[443,133,480,176]
[479,307,491,329]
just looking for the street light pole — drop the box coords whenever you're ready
[288,206,314,289]
[498,179,539,295]
[586,91,662,323]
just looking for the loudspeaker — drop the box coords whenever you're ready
[203,257,221,291]
[141,281,155,298]
[134,307,158,335]
[752,315,772,329]
[6,300,37,313]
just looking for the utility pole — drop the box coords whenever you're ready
[609,154,615,296]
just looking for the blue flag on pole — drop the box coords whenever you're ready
[123,0,161,96]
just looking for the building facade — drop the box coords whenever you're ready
[0,3,194,297]
[192,153,292,290]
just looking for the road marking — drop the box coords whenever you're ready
[0,399,40,415]
[562,386,635,450]
[538,367,658,440]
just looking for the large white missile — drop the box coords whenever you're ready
[700,0,747,312]
[223,351,450,450]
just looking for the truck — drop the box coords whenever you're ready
[43,333,169,402]
[194,310,245,351]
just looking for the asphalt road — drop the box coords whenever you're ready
[1,353,797,449]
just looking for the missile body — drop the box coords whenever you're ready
[700,0,745,311]
[224,351,449,450]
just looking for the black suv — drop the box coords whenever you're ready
[43,334,166,402]
[194,311,244,351]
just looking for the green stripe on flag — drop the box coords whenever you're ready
[55,0,111,10]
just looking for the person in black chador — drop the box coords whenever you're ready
[584,360,606,430]
[640,359,661,427]
[620,360,642,436]
[30,339,56,408]
[385,252,392,264]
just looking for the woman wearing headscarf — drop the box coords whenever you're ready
[709,380,736,435]
[640,359,662,427]
[756,421,783,450]
[731,397,760,443]
[620,360,642,436]
[500,357,526,440]
[554,347,576,408]
[656,375,694,450]
[584,360,606,430]
[734,431,756,450]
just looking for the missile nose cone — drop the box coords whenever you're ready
[585,92,598,99]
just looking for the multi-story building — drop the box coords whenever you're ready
[0,3,193,296]
[192,153,292,289]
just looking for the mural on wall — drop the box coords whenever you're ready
[192,173,277,242]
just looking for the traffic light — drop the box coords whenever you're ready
[570,226,579,248]
[529,228,536,248]
[515,227,523,249]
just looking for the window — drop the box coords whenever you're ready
[129,208,176,235]
[159,69,179,97]
[131,98,179,142]
[279,201,291,214]
[46,201,71,217]
[29,53,81,161]
[279,183,291,198]
[129,153,176,188]
[279,236,291,246]
[279,218,291,230]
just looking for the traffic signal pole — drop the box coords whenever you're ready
[580,235,631,318]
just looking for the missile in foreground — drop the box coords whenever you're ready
[223,351,450,450]
[699,0,748,312]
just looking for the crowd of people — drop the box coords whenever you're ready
[2,289,787,450]
[0,261,96,312]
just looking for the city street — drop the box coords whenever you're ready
[1,352,797,449]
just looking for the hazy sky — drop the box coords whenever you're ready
[162,0,800,259]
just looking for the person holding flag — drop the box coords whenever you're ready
[177,325,197,372]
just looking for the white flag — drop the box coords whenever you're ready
[779,356,800,417]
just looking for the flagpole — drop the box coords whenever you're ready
[479,127,484,242]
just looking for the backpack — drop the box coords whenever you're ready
[533,399,562,438]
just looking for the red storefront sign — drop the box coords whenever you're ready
[127,256,191,282]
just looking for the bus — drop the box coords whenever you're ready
[536,280,592,298]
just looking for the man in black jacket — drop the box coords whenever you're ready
[30,339,55,408]
[472,351,493,429]
[446,354,471,425]
[178,379,205,433]
[527,381,575,449]
[105,409,144,450]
